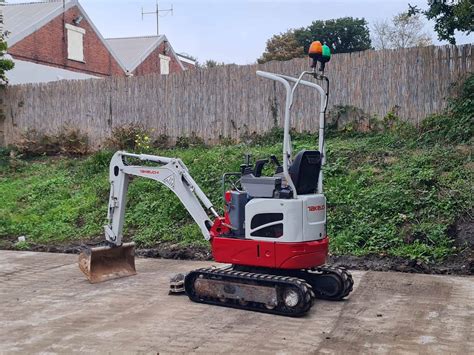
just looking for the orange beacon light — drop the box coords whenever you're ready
[308,41,323,67]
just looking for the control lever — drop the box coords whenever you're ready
[254,159,269,177]
[240,154,254,175]
[270,155,283,174]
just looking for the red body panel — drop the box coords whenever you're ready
[211,236,328,269]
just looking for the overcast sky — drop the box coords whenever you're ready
[7,0,474,64]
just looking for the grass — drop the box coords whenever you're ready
[0,130,472,262]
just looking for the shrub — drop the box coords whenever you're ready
[419,73,473,145]
[175,133,206,148]
[105,123,150,151]
[15,128,88,157]
[152,134,170,149]
[57,128,88,155]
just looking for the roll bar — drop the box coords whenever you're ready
[256,70,327,195]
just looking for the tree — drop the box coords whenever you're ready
[257,30,304,64]
[372,19,392,50]
[203,59,225,68]
[258,17,371,64]
[390,12,432,48]
[294,17,372,54]
[372,12,432,50]
[408,0,473,44]
[0,2,14,85]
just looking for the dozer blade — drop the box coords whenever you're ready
[78,242,136,283]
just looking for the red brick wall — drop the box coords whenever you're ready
[8,6,124,77]
[133,41,184,76]
[181,61,196,70]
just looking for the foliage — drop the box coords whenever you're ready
[15,128,88,157]
[257,30,304,64]
[134,132,152,153]
[408,0,473,44]
[175,133,206,148]
[372,12,432,50]
[419,73,474,144]
[0,29,14,85]
[152,134,170,149]
[14,240,30,250]
[105,123,150,151]
[258,17,371,63]
[294,17,372,54]
[202,60,226,68]
[1,123,472,262]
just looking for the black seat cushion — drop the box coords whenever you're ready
[289,150,321,194]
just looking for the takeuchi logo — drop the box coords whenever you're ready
[139,169,160,175]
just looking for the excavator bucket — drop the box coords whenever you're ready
[78,242,136,283]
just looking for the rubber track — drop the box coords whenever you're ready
[184,267,315,317]
[303,266,354,300]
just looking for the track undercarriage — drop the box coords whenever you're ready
[183,265,353,317]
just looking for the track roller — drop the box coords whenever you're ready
[184,267,315,317]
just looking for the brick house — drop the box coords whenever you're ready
[2,0,194,84]
[105,35,186,77]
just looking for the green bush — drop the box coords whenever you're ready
[419,73,473,145]
[105,123,150,151]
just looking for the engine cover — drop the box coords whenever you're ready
[245,195,326,243]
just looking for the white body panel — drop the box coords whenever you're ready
[245,194,326,243]
[301,195,326,241]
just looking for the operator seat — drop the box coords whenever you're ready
[289,150,321,194]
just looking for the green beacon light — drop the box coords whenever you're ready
[320,44,331,72]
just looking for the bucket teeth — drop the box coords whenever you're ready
[78,242,137,283]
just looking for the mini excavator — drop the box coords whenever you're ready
[79,41,353,317]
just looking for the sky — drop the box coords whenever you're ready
[7,0,474,64]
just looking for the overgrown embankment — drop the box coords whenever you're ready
[0,74,472,273]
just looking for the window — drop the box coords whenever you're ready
[250,213,284,238]
[251,213,283,229]
[66,24,85,62]
[160,54,170,75]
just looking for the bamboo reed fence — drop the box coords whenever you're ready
[0,44,471,147]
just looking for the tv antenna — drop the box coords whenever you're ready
[142,1,173,36]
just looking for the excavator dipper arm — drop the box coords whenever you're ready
[105,151,218,246]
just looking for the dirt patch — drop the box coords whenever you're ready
[328,252,472,275]
[0,237,212,261]
[136,244,211,261]
[331,217,473,275]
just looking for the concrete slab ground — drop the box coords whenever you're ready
[0,250,472,354]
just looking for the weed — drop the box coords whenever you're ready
[419,73,473,145]
[14,240,30,250]
[14,128,88,157]
[152,134,170,149]
[175,133,206,148]
[105,123,149,151]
